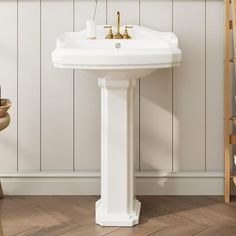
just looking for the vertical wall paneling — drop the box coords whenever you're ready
[0,1,17,171]
[206,0,224,171]
[140,0,173,171]
[0,0,226,181]
[173,0,206,171]
[74,0,106,171]
[41,0,73,170]
[18,0,41,171]
[107,0,140,170]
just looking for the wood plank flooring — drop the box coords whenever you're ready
[0,196,236,236]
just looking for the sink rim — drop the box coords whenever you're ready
[52,62,181,70]
[52,25,182,71]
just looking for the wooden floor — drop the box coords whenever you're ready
[0,196,236,236]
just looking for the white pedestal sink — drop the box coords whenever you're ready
[52,25,182,226]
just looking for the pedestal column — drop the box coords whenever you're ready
[96,78,141,226]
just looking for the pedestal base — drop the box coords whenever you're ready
[96,199,141,226]
[97,78,139,227]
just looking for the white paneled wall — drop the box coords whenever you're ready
[140,0,173,171]
[205,0,224,171]
[18,0,40,171]
[0,0,225,195]
[173,0,206,171]
[0,1,17,171]
[41,0,74,171]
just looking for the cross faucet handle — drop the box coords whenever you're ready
[104,25,114,39]
[123,25,133,39]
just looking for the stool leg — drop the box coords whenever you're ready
[0,182,4,199]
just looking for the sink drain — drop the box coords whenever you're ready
[115,43,121,49]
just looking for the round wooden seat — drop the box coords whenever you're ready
[0,113,10,132]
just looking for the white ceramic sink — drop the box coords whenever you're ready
[52,25,181,79]
[52,25,182,227]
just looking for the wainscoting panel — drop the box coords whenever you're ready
[0,0,226,194]
[18,0,41,171]
[205,0,224,171]
[41,0,74,170]
[140,0,173,171]
[173,0,206,171]
[0,1,18,171]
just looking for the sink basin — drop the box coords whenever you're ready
[52,25,182,227]
[52,25,181,79]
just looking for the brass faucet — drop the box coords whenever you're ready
[104,11,133,39]
[114,11,123,39]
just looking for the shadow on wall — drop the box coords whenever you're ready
[140,68,174,172]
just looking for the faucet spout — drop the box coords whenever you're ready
[114,11,123,39]
[117,11,121,34]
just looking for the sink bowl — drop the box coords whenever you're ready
[52,25,182,227]
[52,25,181,79]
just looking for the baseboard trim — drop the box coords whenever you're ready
[0,171,225,195]
[0,170,224,178]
